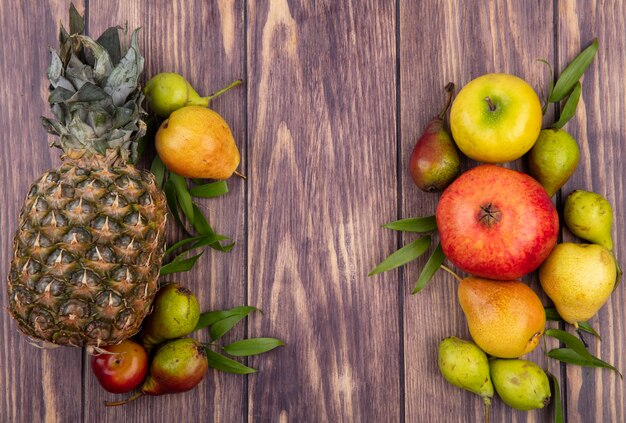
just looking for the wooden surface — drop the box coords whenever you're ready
[0,1,623,422]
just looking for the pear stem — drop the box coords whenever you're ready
[439,264,462,283]
[104,391,143,407]
[576,328,589,348]
[233,170,247,180]
[483,397,491,423]
[205,79,244,102]
[438,82,456,120]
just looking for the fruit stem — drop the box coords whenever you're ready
[576,327,589,348]
[439,264,462,283]
[204,79,244,103]
[438,82,456,120]
[104,391,143,407]
[233,170,247,180]
[483,397,491,423]
[484,96,496,112]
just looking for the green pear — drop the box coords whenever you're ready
[564,190,613,250]
[144,72,242,117]
[489,359,551,411]
[528,129,580,197]
[539,243,616,324]
[139,283,200,350]
[438,337,493,406]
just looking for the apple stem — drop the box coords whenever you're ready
[439,264,462,283]
[104,391,143,407]
[484,96,497,112]
[438,82,456,120]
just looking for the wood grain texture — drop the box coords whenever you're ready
[1,0,625,422]
[246,0,399,421]
[399,1,560,422]
[0,1,85,422]
[85,1,248,421]
[557,1,626,422]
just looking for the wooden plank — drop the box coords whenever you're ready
[557,1,626,422]
[85,1,247,421]
[246,1,399,421]
[0,1,85,422]
[399,1,559,422]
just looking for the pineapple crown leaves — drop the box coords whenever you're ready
[41,4,146,165]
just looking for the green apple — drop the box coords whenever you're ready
[450,73,543,163]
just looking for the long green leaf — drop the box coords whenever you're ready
[369,236,431,276]
[552,81,581,129]
[169,173,195,225]
[160,252,203,275]
[165,235,208,256]
[382,216,437,233]
[548,373,564,423]
[210,315,250,341]
[189,181,229,198]
[412,243,444,294]
[163,180,189,234]
[549,38,598,102]
[191,204,234,252]
[223,338,285,357]
[194,306,259,331]
[545,328,593,360]
[577,322,601,340]
[205,349,257,374]
[150,156,166,189]
[548,348,622,378]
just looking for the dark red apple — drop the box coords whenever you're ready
[436,164,558,280]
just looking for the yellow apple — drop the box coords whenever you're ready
[450,73,543,163]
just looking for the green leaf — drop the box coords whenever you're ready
[169,173,195,225]
[194,306,259,331]
[368,236,431,276]
[549,38,598,102]
[548,373,564,423]
[382,216,437,233]
[163,180,189,234]
[545,328,593,360]
[96,26,122,66]
[548,348,622,378]
[189,181,229,198]
[191,204,234,252]
[205,349,257,374]
[552,81,581,129]
[69,3,84,35]
[577,322,601,340]
[223,338,285,357]
[412,243,444,294]
[160,252,203,275]
[537,58,555,115]
[210,315,250,341]
[150,156,166,190]
[544,307,562,321]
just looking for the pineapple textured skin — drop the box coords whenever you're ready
[8,163,167,347]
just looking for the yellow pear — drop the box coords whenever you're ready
[458,277,545,358]
[155,106,240,179]
[539,243,616,324]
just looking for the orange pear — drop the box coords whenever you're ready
[458,277,545,358]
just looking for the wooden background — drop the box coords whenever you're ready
[1,0,624,421]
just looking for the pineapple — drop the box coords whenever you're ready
[7,7,167,347]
